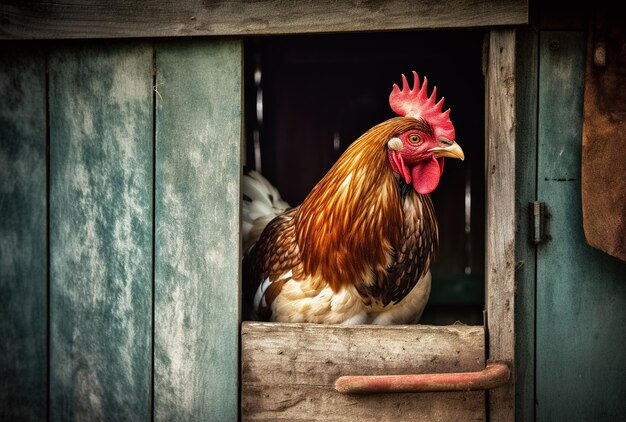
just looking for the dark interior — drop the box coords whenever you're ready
[243,29,485,325]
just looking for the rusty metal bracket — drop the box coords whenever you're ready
[335,361,511,394]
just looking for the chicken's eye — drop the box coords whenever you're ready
[409,134,421,144]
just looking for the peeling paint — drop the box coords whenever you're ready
[154,40,241,422]
[49,44,153,421]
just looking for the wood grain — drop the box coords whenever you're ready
[0,46,47,421]
[513,17,539,422]
[48,42,153,421]
[153,39,242,422]
[536,30,626,421]
[485,28,516,421]
[242,322,486,421]
[0,0,528,40]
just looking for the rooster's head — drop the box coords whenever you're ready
[387,71,464,194]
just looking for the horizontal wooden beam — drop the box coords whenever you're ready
[1,0,528,40]
[242,322,486,421]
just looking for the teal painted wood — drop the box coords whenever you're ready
[515,19,539,422]
[0,46,47,421]
[154,39,241,421]
[536,31,626,420]
[48,43,153,421]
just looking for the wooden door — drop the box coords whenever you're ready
[534,31,626,420]
[0,39,242,421]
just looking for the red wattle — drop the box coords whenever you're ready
[389,151,412,184]
[411,157,442,194]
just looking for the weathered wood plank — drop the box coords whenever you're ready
[536,30,626,421]
[154,39,241,422]
[0,0,528,40]
[514,13,539,422]
[48,42,153,421]
[242,322,485,421]
[0,46,47,421]
[485,28,516,421]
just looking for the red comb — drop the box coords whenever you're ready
[389,71,455,140]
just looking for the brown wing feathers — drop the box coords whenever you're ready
[245,117,439,320]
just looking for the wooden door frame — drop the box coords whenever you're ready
[484,28,516,421]
[243,28,517,421]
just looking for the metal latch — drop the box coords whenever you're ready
[530,201,547,245]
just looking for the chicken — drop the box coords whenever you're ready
[242,71,464,324]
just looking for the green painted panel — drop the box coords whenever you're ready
[48,43,153,421]
[154,39,241,421]
[515,21,539,422]
[537,31,626,421]
[0,46,47,421]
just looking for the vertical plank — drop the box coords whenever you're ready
[514,15,539,422]
[485,28,516,421]
[536,31,626,420]
[154,39,241,421]
[49,43,153,421]
[0,46,47,421]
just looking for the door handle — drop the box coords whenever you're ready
[335,361,511,394]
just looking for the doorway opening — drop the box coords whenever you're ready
[243,29,485,325]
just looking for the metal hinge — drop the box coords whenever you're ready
[530,201,547,245]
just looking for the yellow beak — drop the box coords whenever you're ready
[428,141,465,161]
